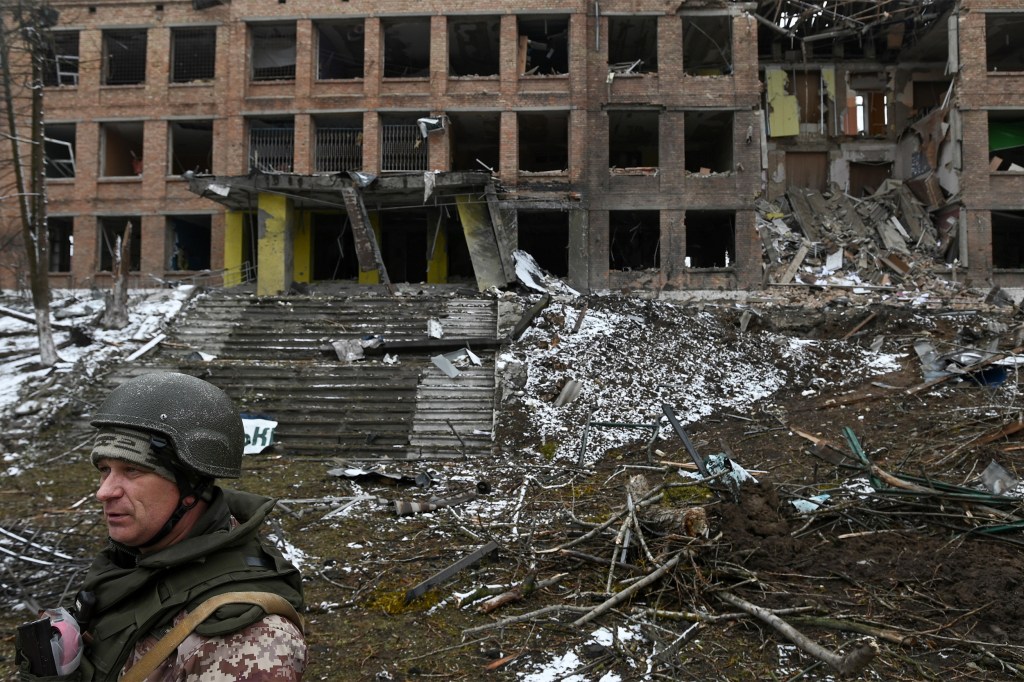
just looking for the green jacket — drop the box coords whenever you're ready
[25,488,304,682]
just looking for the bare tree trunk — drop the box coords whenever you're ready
[100,222,131,329]
[0,0,58,366]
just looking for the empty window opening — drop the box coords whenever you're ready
[609,110,659,169]
[381,113,428,172]
[169,120,213,175]
[99,216,141,271]
[248,117,294,172]
[43,30,79,86]
[608,16,657,74]
[517,211,569,276]
[240,213,258,280]
[992,210,1024,269]
[314,114,363,173]
[854,92,888,136]
[682,15,731,76]
[609,210,660,270]
[165,215,211,271]
[382,17,430,78]
[100,121,144,177]
[103,29,147,85]
[171,26,216,83]
[444,217,475,282]
[848,161,892,197]
[518,111,569,173]
[311,213,359,280]
[44,123,76,178]
[250,23,296,81]
[449,16,500,77]
[317,19,364,80]
[684,110,733,173]
[48,217,73,273]
[685,210,734,268]
[518,15,569,76]
[448,111,500,173]
[912,80,950,119]
[987,13,1024,72]
[988,112,1024,172]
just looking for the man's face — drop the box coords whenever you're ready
[95,457,180,547]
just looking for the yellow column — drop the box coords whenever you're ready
[223,210,245,288]
[257,192,294,296]
[293,212,312,284]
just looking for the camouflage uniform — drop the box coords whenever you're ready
[124,612,305,681]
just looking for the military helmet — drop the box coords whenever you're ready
[90,372,244,479]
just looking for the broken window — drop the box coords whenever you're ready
[250,23,296,82]
[682,15,731,76]
[42,30,79,87]
[848,161,892,197]
[609,210,660,270]
[685,210,734,268]
[98,216,141,271]
[311,213,359,280]
[848,73,888,136]
[171,26,216,83]
[448,111,500,173]
[684,110,733,174]
[518,111,569,173]
[986,13,1024,72]
[992,210,1024,269]
[912,80,950,119]
[166,215,211,271]
[169,120,213,175]
[449,16,500,77]
[103,29,147,85]
[48,216,73,273]
[382,17,430,78]
[380,113,428,172]
[314,114,363,173]
[100,121,144,177]
[518,15,569,76]
[317,19,364,80]
[517,211,569,276]
[609,110,659,169]
[44,122,76,178]
[248,117,294,172]
[607,16,657,74]
[988,112,1024,172]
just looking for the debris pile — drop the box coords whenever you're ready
[756,182,1006,311]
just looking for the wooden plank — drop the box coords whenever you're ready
[778,243,809,284]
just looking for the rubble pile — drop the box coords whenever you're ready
[756,181,1010,312]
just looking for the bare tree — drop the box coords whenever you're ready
[99,222,131,329]
[0,0,59,365]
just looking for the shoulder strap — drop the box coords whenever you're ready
[120,591,303,682]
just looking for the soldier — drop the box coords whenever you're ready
[16,372,306,681]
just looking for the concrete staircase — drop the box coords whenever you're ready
[108,288,500,460]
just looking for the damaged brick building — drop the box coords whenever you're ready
[3,0,1023,296]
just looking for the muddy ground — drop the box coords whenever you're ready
[2,291,1024,681]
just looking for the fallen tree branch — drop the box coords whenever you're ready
[461,605,591,638]
[573,549,687,627]
[478,571,567,614]
[717,591,878,677]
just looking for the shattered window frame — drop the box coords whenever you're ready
[102,28,147,86]
[609,210,660,271]
[985,12,1024,73]
[684,210,735,269]
[42,29,79,87]
[316,18,365,80]
[381,16,431,79]
[250,22,297,82]
[681,13,732,76]
[517,15,570,77]
[607,15,658,74]
[44,122,76,179]
[448,15,500,78]
[168,120,214,176]
[99,120,145,178]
